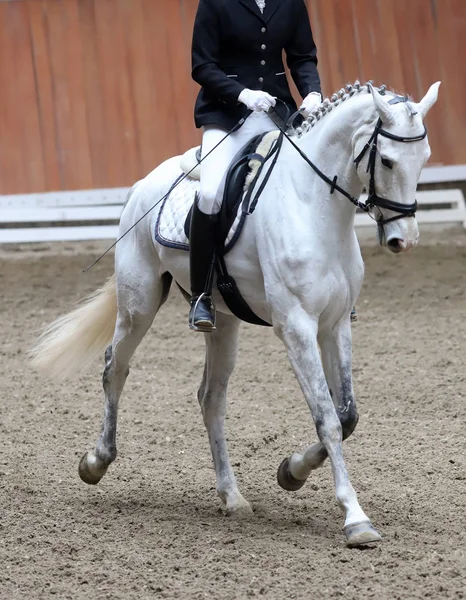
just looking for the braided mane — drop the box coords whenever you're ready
[294,80,394,136]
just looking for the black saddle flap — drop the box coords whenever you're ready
[220,133,267,229]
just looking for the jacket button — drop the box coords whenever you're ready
[261,27,266,33]
[260,60,266,65]
[261,44,266,50]
[258,77,264,83]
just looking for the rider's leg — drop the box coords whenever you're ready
[189,113,277,332]
[189,126,230,331]
[188,194,220,331]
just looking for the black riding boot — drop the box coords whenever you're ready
[188,199,218,332]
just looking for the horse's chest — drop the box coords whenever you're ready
[278,247,362,293]
[324,270,359,303]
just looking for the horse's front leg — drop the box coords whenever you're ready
[276,309,381,546]
[278,317,359,484]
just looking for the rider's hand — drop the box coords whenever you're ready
[300,92,322,117]
[238,89,276,112]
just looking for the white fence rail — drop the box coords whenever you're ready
[0,188,127,243]
[0,168,465,244]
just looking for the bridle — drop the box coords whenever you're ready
[353,101,427,225]
[270,96,427,228]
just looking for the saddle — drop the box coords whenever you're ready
[182,131,281,247]
[155,130,283,326]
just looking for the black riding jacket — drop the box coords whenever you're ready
[191,0,321,129]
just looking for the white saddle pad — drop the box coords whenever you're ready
[154,176,244,252]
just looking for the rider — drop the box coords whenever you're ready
[189,0,322,331]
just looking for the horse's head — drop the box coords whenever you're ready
[353,82,440,253]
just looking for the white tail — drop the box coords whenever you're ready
[30,275,117,380]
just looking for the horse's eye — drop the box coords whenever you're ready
[381,156,393,169]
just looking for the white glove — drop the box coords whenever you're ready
[238,88,276,112]
[300,92,322,116]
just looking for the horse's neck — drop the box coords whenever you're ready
[276,95,373,242]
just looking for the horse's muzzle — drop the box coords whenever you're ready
[385,235,418,253]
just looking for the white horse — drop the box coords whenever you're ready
[32,81,440,547]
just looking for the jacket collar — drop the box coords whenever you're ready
[238,0,281,23]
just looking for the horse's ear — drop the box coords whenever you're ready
[369,84,394,124]
[415,82,441,119]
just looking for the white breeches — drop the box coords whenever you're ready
[199,111,277,215]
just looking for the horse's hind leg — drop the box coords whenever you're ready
[198,312,252,517]
[78,263,172,485]
[278,318,359,489]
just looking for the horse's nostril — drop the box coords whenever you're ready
[387,238,404,252]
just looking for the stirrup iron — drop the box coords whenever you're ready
[189,292,216,332]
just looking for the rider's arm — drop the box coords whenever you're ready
[191,0,246,105]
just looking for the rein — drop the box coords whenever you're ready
[269,97,427,226]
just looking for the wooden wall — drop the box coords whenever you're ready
[0,0,464,194]
[309,0,465,174]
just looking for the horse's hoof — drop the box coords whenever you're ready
[226,501,254,519]
[224,494,254,518]
[78,451,108,485]
[344,521,382,548]
[277,457,307,491]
